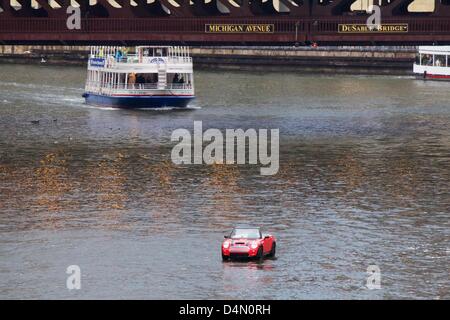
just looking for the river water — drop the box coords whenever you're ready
[0,63,449,299]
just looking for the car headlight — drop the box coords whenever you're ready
[223,241,230,249]
[251,241,258,249]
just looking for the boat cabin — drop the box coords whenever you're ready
[85,46,194,95]
[413,46,450,80]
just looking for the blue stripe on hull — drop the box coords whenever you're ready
[83,93,195,109]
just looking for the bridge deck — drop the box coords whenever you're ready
[1,1,450,44]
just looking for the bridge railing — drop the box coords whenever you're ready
[0,18,307,33]
[2,17,450,43]
[2,17,450,34]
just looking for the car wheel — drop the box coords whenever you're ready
[268,242,276,258]
[222,254,229,261]
[257,246,264,263]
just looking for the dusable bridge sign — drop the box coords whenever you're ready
[338,24,409,33]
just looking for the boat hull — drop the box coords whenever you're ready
[413,62,450,81]
[419,73,450,81]
[83,93,195,109]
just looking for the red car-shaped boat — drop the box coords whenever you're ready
[222,227,276,261]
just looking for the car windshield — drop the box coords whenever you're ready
[230,228,261,239]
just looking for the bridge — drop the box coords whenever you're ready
[1,0,450,45]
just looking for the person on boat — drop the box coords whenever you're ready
[173,73,180,83]
[179,76,185,84]
[128,73,136,87]
[136,74,145,84]
[115,49,123,62]
[424,55,433,66]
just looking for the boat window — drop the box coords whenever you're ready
[168,73,186,84]
[135,73,158,84]
[415,53,421,65]
[422,54,433,66]
[434,55,446,67]
[155,48,167,57]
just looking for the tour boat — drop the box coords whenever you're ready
[413,46,450,80]
[82,46,195,108]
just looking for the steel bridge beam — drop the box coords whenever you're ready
[1,1,450,44]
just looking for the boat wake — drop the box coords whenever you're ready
[81,105,201,111]
[80,103,119,111]
[135,105,201,111]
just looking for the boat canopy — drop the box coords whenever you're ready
[418,46,450,55]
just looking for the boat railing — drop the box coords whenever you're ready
[167,56,193,64]
[125,83,159,90]
[89,54,192,67]
[85,81,194,93]
[166,83,193,90]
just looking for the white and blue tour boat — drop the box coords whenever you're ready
[83,46,195,108]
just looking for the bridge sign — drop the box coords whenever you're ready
[205,24,274,34]
[338,24,409,33]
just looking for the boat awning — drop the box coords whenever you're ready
[418,46,450,55]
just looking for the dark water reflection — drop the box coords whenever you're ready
[0,64,449,299]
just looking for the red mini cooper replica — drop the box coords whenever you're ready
[221,227,276,261]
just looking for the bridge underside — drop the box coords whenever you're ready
[1,1,450,44]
